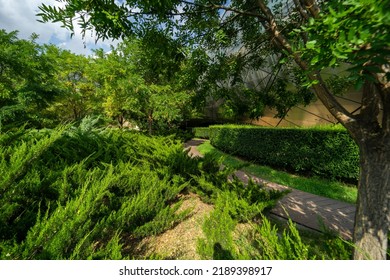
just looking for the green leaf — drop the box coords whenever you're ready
[306,40,317,50]
[354,78,364,90]
[279,57,288,64]
[310,55,319,65]
[347,29,356,41]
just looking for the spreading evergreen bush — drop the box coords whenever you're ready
[0,120,201,259]
[208,125,359,182]
[196,192,353,260]
[1,119,283,260]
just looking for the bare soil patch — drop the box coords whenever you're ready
[132,193,214,259]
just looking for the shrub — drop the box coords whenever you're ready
[250,218,311,260]
[197,191,332,260]
[208,125,359,182]
[193,127,210,139]
[197,193,237,260]
[196,171,287,260]
[0,122,201,259]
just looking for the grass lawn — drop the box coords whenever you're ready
[197,140,357,204]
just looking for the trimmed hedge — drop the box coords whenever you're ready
[208,125,359,182]
[193,127,210,139]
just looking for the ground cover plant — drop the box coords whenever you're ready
[197,192,355,260]
[0,118,288,260]
[0,119,199,259]
[1,118,362,260]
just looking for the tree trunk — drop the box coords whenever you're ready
[118,115,124,127]
[148,113,153,135]
[353,134,390,259]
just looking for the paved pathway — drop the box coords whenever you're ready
[184,139,355,240]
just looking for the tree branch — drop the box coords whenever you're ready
[181,1,267,21]
[293,0,310,20]
[256,0,358,130]
[301,0,321,18]
[256,0,307,70]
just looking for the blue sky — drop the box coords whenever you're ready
[0,0,120,56]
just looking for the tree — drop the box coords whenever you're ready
[38,0,390,259]
[45,46,96,122]
[89,37,192,133]
[0,30,59,129]
[145,84,192,134]
[86,43,143,126]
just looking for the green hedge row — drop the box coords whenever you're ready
[193,127,210,139]
[208,125,359,182]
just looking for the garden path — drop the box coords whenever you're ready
[184,139,355,240]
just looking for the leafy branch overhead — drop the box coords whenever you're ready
[36,1,390,123]
[297,1,390,86]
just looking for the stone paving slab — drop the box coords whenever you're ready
[263,184,355,240]
[184,140,356,240]
[306,199,345,207]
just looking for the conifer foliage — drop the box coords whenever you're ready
[0,118,284,259]
[0,119,196,259]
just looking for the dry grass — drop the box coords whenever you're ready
[127,193,257,260]
[132,193,214,259]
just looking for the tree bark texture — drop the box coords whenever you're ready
[353,133,390,259]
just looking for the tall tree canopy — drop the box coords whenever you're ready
[38,0,390,259]
[44,46,96,122]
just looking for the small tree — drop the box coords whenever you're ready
[87,43,145,126]
[88,37,192,133]
[45,46,96,122]
[0,30,60,129]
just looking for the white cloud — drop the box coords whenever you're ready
[0,0,121,55]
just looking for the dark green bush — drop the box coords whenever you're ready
[208,125,359,182]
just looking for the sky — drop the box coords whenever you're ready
[0,0,120,56]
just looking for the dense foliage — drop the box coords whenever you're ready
[206,125,359,182]
[5,0,390,259]
[0,118,287,259]
[197,191,353,260]
[0,29,197,134]
[0,30,60,129]
[0,121,188,259]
